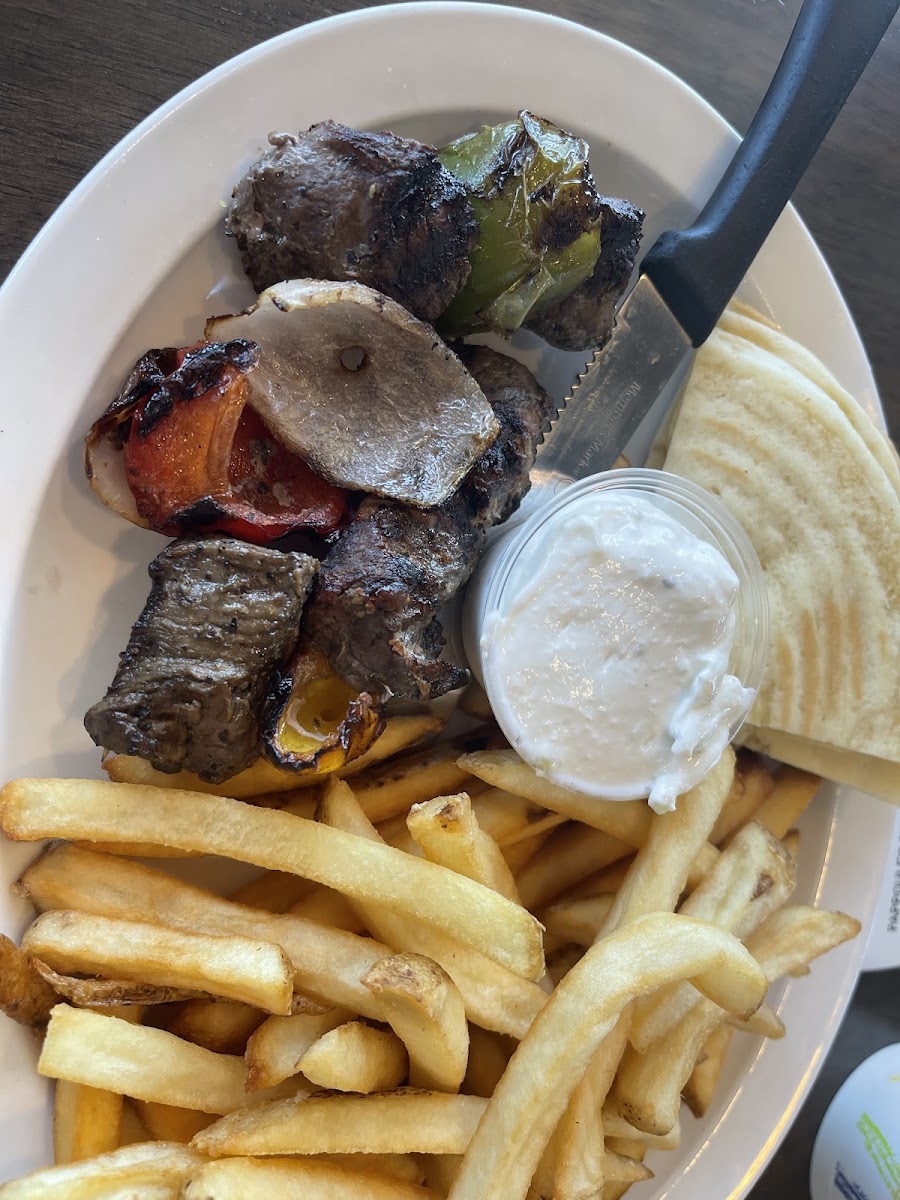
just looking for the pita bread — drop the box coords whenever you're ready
[662,324,900,804]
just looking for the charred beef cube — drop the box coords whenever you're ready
[84,537,317,782]
[305,348,554,702]
[525,196,644,351]
[227,122,477,324]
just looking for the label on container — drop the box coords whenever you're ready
[810,1044,900,1200]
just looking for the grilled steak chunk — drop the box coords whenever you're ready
[305,347,554,700]
[85,537,318,782]
[227,123,477,323]
[525,196,644,351]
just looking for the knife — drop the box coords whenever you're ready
[537,0,899,483]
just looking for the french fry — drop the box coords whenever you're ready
[362,953,468,1092]
[628,822,795,1052]
[20,845,422,1021]
[600,1107,682,1151]
[708,752,774,845]
[728,1003,785,1039]
[117,1101,149,1148]
[53,1080,123,1164]
[0,1142,202,1199]
[299,1022,408,1093]
[76,839,202,859]
[468,789,566,848]
[445,914,766,1200]
[103,715,444,798]
[316,1154,425,1185]
[516,825,632,910]
[0,932,57,1026]
[183,1156,438,1200]
[545,944,584,987]
[602,1151,652,1185]
[228,870,314,912]
[31,961,198,1008]
[22,911,294,1015]
[289,885,367,933]
[421,1153,462,1195]
[539,895,615,950]
[612,906,861,1136]
[682,1024,734,1118]
[406,793,520,902]
[502,827,558,878]
[754,766,821,839]
[561,858,635,900]
[317,782,547,1038]
[245,1009,351,1090]
[458,750,652,847]
[193,1090,488,1158]
[782,828,801,863]
[597,749,735,937]
[2,778,543,981]
[352,741,479,823]
[135,1100,217,1143]
[462,1027,514,1099]
[38,1004,299,1114]
[167,1000,266,1055]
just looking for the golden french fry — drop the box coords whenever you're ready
[167,1000,265,1055]
[32,961,198,1008]
[629,822,795,1052]
[23,911,294,1015]
[103,715,445,798]
[613,906,861,1136]
[407,793,520,902]
[193,1090,488,1158]
[352,741,479,823]
[728,1003,785,1039]
[38,1004,298,1114]
[709,752,774,845]
[602,1152,653,1185]
[682,1023,734,1118]
[245,1009,351,1090]
[516,825,632,911]
[754,766,821,839]
[501,827,558,878]
[134,1100,217,1144]
[0,1142,202,1199]
[600,1107,682,1151]
[299,1021,408,1093]
[228,870,314,913]
[462,1027,515,1099]
[317,783,547,1038]
[599,1185,630,1200]
[315,1154,425,1185]
[53,1080,123,1164]
[597,749,735,937]
[540,896,615,950]
[458,750,652,847]
[288,885,367,933]
[444,914,766,1200]
[75,840,202,859]
[0,932,57,1026]
[20,845,417,1021]
[2,778,543,981]
[117,1101,149,1148]
[183,1156,438,1200]
[561,858,635,901]
[362,953,468,1093]
[782,828,801,863]
[468,789,566,848]
[421,1153,463,1195]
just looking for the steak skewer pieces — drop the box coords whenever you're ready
[305,347,555,701]
[85,537,318,782]
[227,123,477,324]
[524,196,645,351]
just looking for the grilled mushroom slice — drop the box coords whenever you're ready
[207,280,499,509]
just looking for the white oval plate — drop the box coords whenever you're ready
[0,3,893,1193]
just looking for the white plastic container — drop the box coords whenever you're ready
[810,1043,900,1200]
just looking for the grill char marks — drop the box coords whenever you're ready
[84,537,318,782]
[227,122,478,324]
[525,195,645,351]
[305,347,554,701]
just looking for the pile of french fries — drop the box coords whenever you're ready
[0,712,860,1200]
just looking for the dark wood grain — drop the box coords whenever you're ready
[1,2,898,1195]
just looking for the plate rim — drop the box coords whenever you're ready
[0,5,893,1196]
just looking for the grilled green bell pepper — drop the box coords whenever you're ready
[437,112,604,337]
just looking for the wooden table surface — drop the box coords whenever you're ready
[2,1,898,1195]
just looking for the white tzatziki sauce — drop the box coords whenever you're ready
[482,490,754,813]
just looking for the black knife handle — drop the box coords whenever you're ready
[642,0,899,347]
